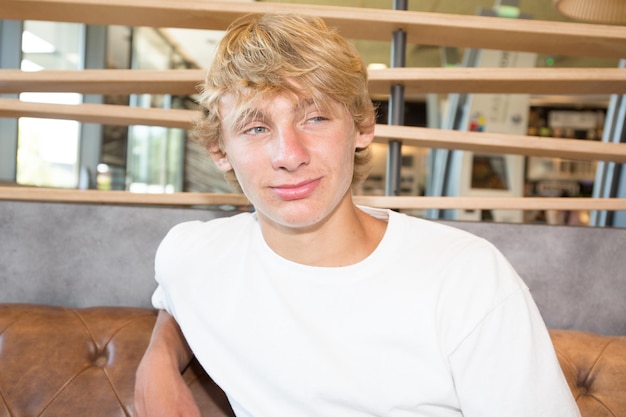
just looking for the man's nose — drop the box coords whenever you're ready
[271,126,310,171]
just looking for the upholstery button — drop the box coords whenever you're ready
[94,355,108,367]
[576,378,590,396]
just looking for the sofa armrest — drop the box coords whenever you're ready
[550,329,626,417]
[1,304,624,417]
[0,304,234,417]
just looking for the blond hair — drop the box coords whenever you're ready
[193,13,375,191]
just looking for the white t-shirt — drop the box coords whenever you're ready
[152,207,580,417]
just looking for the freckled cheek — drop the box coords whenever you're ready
[228,157,263,189]
[340,142,357,171]
[327,151,355,191]
[231,151,271,195]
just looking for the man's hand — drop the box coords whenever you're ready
[134,310,201,417]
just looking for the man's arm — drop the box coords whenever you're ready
[449,288,581,416]
[134,309,201,417]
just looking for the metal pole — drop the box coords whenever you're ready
[0,19,22,183]
[386,0,407,196]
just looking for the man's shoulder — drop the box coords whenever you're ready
[157,211,256,255]
[389,210,486,247]
[168,211,255,236]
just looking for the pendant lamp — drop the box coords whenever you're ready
[554,0,626,24]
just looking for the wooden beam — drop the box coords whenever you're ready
[2,68,626,95]
[374,124,626,163]
[0,98,196,129]
[0,187,250,206]
[355,196,626,211]
[367,67,626,96]
[0,69,204,95]
[2,98,625,163]
[1,186,624,211]
[0,0,624,59]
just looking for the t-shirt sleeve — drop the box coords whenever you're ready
[151,284,168,310]
[150,221,203,313]
[444,240,581,416]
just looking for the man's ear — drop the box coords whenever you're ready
[355,123,376,149]
[208,143,232,173]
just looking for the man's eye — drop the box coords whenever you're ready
[244,126,267,135]
[308,116,328,123]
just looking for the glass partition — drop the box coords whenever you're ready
[125,27,186,193]
[16,21,84,188]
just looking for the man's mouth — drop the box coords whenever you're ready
[271,178,322,200]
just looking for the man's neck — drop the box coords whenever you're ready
[258,200,387,267]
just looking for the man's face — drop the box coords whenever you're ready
[212,92,374,232]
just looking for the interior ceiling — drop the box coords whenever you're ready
[162,0,619,80]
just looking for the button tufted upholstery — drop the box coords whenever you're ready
[550,329,626,417]
[0,304,624,417]
[0,304,234,417]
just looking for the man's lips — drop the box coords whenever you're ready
[271,178,322,200]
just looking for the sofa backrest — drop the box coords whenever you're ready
[442,220,626,336]
[1,200,624,335]
[0,200,230,308]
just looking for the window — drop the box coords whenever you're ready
[125,27,185,193]
[16,21,84,188]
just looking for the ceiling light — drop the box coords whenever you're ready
[554,0,626,24]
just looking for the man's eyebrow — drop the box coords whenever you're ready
[297,98,316,109]
[295,98,321,115]
[232,107,267,130]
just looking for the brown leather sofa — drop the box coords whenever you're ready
[1,304,624,417]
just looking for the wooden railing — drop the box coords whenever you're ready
[0,0,625,212]
[1,0,624,57]
[2,186,625,212]
[2,67,626,96]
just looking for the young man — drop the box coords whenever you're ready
[134,13,580,417]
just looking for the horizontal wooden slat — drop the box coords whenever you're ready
[355,196,626,211]
[367,67,626,95]
[373,124,626,163]
[0,69,205,95]
[1,98,625,163]
[0,0,625,59]
[0,186,249,206]
[1,186,624,211]
[2,68,626,95]
[0,98,196,129]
